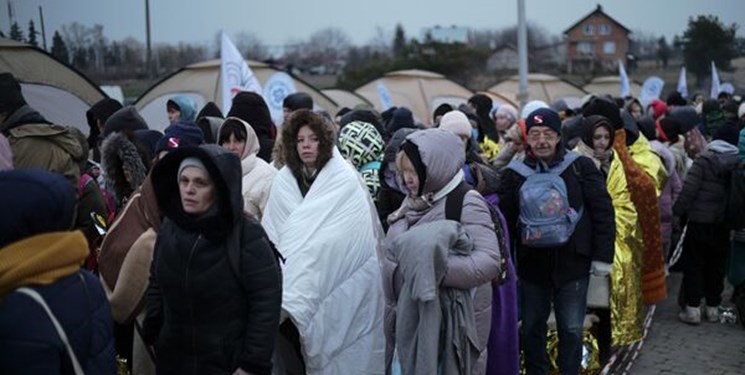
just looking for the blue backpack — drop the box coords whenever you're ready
[506,151,583,248]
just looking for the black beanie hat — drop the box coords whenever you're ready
[227,92,274,138]
[666,91,687,106]
[283,92,313,112]
[468,94,492,116]
[658,117,682,144]
[0,73,27,115]
[86,98,123,130]
[713,123,739,146]
[196,101,224,120]
[102,106,149,139]
[583,97,623,130]
[667,107,700,133]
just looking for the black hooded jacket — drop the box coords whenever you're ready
[143,145,282,375]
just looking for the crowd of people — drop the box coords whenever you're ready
[1,68,744,375]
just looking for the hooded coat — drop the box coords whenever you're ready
[217,117,277,219]
[673,140,741,223]
[227,92,276,162]
[143,145,282,375]
[0,169,115,374]
[167,95,197,124]
[384,129,502,374]
[377,128,417,231]
[1,105,85,186]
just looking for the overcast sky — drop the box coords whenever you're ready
[2,0,742,50]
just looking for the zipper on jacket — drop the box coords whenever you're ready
[184,234,201,374]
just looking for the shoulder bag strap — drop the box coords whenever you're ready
[16,287,85,375]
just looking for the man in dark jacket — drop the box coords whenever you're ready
[0,73,85,187]
[0,169,116,374]
[497,108,615,375]
[674,124,740,324]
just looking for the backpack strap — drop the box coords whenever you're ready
[506,160,536,178]
[16,287,85,375]
[549,151,581,175]
[445,181,473,222]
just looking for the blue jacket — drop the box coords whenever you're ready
[0,271,116,374]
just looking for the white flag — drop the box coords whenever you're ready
[639,76,665,107]
[677,66,688,98]
[221,30,262,114]
[377,81,393,110]
[710,61,721,99]
[263,72,297,126]
[618,60,630,97]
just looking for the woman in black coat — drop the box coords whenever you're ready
[142,145,282,375]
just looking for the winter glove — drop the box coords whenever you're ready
[591,261,613,277]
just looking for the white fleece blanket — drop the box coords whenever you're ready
[262,148,385,375]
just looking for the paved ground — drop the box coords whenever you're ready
[630,273,745,374]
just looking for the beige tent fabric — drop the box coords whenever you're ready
[355,69,473,127]
[0,38,106,135]
[134,59,339,131]
[321,89,372,111]
[488,73,586,106]
[583,76,643,98]
[479,90,519,108]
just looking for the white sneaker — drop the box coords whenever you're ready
[705,306,720,323]
[678,306,701,325]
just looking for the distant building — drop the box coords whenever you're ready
[421,25,469,44]
[564,5,630,73]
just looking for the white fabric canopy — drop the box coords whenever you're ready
[262,148,385,374]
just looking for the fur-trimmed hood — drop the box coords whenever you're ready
[280,109,335,181]
[101,132,149,206]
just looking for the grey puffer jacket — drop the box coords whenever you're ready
[384,129,501,375]
[674,140,740,223]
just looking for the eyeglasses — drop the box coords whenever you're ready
[527,131,558,142]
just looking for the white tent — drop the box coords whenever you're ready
[0,38,107,135]
[583,76,643,98]
[321,89,372,111]
[489,73,587,106]
[134,60,339,131]
[355,69,474,126]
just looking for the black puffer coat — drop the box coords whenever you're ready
[673,140,740,223]
[143,145,282,375]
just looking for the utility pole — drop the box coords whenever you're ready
[145,0,153,78]
[38,6,47,50]
[517,0,529,108]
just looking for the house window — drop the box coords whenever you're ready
[600,24,611,35]
[578,42,595,55]
[604,41,616,54]
[583,24,595,35]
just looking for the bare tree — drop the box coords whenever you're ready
[234,30,269,61]
[305,27,352,73]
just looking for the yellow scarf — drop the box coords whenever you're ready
[0,231,88,297]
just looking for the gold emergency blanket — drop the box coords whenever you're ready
[628,133,668,196]
[606,153,645,345]
[614,130,667,305]
[545,329,600,375]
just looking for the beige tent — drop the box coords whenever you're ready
[321,89,372,111]
[488,73,586,106]
[582,76,643,98]
[134,59,339,131]
[355,70,473,126]
[478,90,519,108]
[0,38,107,135]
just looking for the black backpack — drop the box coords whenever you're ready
[445,182,510,285]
